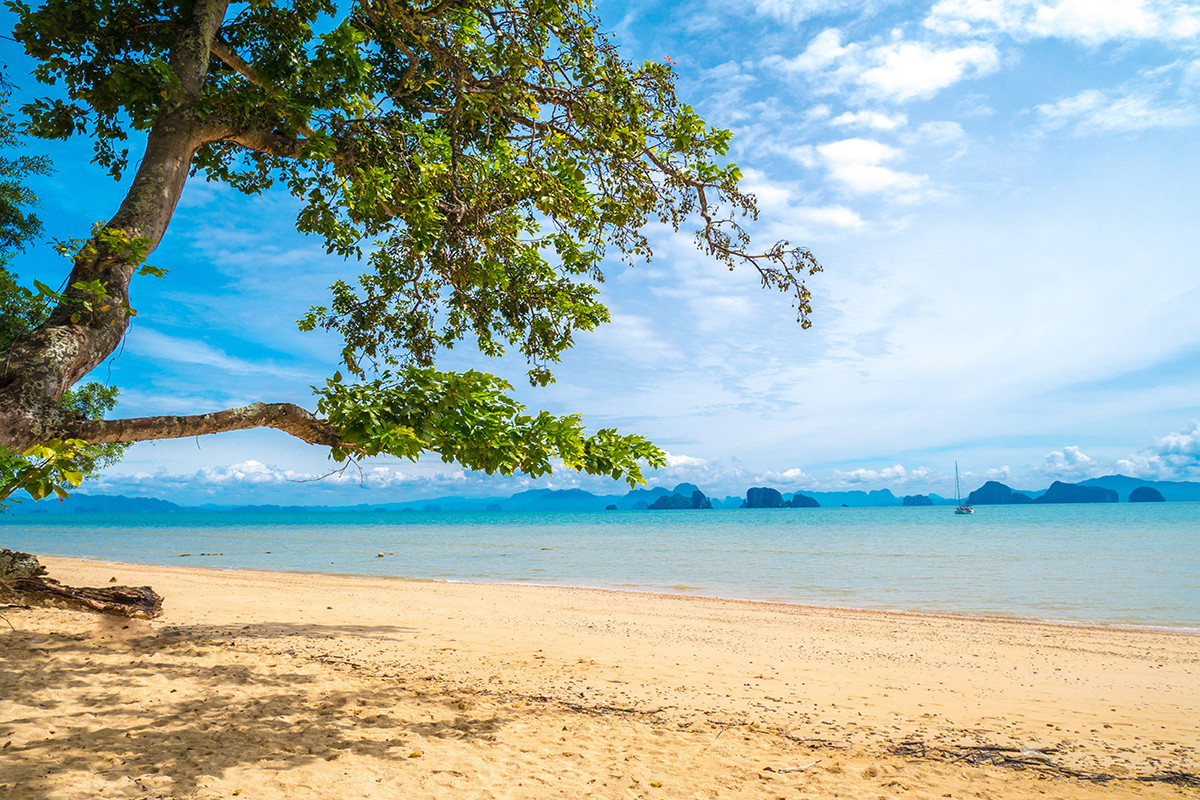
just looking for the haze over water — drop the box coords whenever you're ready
[4,503,1198,629]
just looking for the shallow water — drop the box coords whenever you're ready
[3,503,1198,628]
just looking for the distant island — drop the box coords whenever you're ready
[966,480,1120,504]
[4,474,1196,515]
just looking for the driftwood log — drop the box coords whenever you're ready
[0,549,163,619]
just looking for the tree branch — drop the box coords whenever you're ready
[209,36,317,140]
[224,127,309,158]
[68,402,343,447]
[210,34,267,89]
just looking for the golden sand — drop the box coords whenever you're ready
[1,557,1197,799]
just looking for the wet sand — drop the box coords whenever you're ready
[1,557,1197,799]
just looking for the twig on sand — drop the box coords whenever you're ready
[763,760,821,773]
[889,740,1200,788]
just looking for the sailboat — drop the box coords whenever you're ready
[954,462,974,514]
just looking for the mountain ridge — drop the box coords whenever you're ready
[4,475,1195,514]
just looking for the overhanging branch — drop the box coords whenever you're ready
[69,402,343,447]
[224,127,309,158]
[210,35,267,89]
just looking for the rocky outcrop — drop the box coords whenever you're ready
[741,487,783,508]
[648,494,690,509]
[967,481,1032,505]
[788,493,820,508]
[1033,481,1117,504]
[902,494,932,506]
[648,489,712,509]
[1128,486,1165,503]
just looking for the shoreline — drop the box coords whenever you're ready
[34,553,1200,635]
[4,557,1199,799]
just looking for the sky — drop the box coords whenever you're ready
[3,0,1200,505]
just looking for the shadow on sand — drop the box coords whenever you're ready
[0,615,507,800]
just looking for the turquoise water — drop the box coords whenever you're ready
[3,504,1198,628]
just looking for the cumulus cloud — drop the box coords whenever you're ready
[984,465,1013,481]
[767,29,1000,102]
[1038,445,1100,480]
[1115,422,1200,479]
[754,466,815,485]
[859,39,1000,101]
[88,458,500,504]
[196,459,436,489]
[816,138,929,199]
[1036,87,1199,134]
[663,452,708,468]
[710,166,866,234]
[832,463,913,484]
[831,110,909,130]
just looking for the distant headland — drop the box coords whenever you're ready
[4,474,1196,514]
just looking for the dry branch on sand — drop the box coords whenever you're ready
[0,549,162,619]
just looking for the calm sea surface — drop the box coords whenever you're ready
[3,504,1198,629]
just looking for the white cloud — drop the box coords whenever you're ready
[832,463,912,484]
[831,110,909,130]
[663,452,708,468]
[775,27,850,72]
[199,459,300,485]
[807,104,834,121]
[926,0,1200,45]
[1038,445,1100,479]
[754,466,815,485]
[1036,88,1199,134]
[713,167,867,235]
[859,40,1000,101]
[768,29,1000,102]
[816,138,929,199]
[914,120,968,147]
[747,0,872,25]
[91,457,489,502]
[984,465,1013,481]
[1115,422,1200,479]
[196,459,397,487]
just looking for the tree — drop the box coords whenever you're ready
[1,72,128,501]
[0,0,821,502]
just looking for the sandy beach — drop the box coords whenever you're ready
[2,558,1197,799]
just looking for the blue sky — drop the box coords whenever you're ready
[3,0,1200,505]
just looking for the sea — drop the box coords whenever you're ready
[3,503,1198,630]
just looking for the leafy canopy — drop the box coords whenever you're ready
[4,0,820,493]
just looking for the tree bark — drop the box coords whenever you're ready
[69,402,344,447]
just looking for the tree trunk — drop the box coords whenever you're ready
[0,0,231,452]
